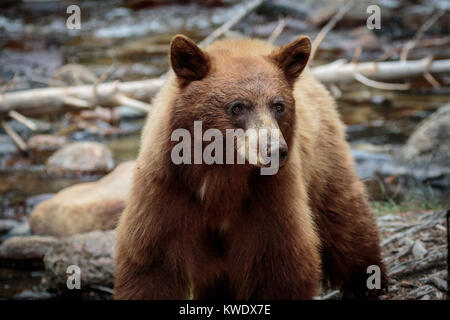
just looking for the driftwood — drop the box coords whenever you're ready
[0,79,164,118]
[379,209,448,299]
[388,247,447,279]
[317,209,448,300]
[381,210,446,246]
[311,57,450,85]
[2,57,449,118]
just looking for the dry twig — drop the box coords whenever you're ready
[199,0,266,48]
[400,9,445,62]
[8,110,37,131]
[310,0,354,62]
[1,120,28,152]
[267,16,289,45]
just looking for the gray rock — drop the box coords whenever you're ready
[412,240,427,259]
[46,142,114,175]
[42,230,116,293]
[30,161,134,237]
[351,104,450,187]
[0,235,57,264]
[395,104,450,187]
[351,149,406,180]
[403,103,450,166]
[400,237,415,247]
[27,134,67,152]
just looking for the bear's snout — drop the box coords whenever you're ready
[265,140,288,167]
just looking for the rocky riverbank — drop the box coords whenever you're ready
[1,210,447,300]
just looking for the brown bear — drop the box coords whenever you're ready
[114,34,387,299]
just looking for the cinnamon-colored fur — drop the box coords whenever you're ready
[114,35,387,299]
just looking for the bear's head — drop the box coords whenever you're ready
[169,35,311,174]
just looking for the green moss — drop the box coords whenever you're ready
[371,185,444,216]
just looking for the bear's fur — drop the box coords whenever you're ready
[114,35,387,299]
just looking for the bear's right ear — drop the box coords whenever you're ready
[170,35,210,82]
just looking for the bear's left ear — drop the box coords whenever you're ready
[270,36,311,85]
[170,35,210,83]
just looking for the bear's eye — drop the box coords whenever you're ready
[231,103,244,115]
[274,102,285,114]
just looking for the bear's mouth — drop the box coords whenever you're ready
[250,153,288,169]
[243,146,288,171]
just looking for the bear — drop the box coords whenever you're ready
[114,34,388,300]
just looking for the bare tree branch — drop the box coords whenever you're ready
[310,0,354,62]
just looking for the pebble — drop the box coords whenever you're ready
[412,240,428,259]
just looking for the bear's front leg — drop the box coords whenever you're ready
[250,241,321,300]
[114,200,189,299]
[114,247,189,300]
[312,177,388,299]
[229,201,322,300]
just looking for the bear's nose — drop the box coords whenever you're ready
[277,144,289,165]
[279,146,289,163]
[267,142,289,166]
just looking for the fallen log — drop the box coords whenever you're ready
[2,57,449,117]
[0,79,164,117]
[311,57,450,84]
